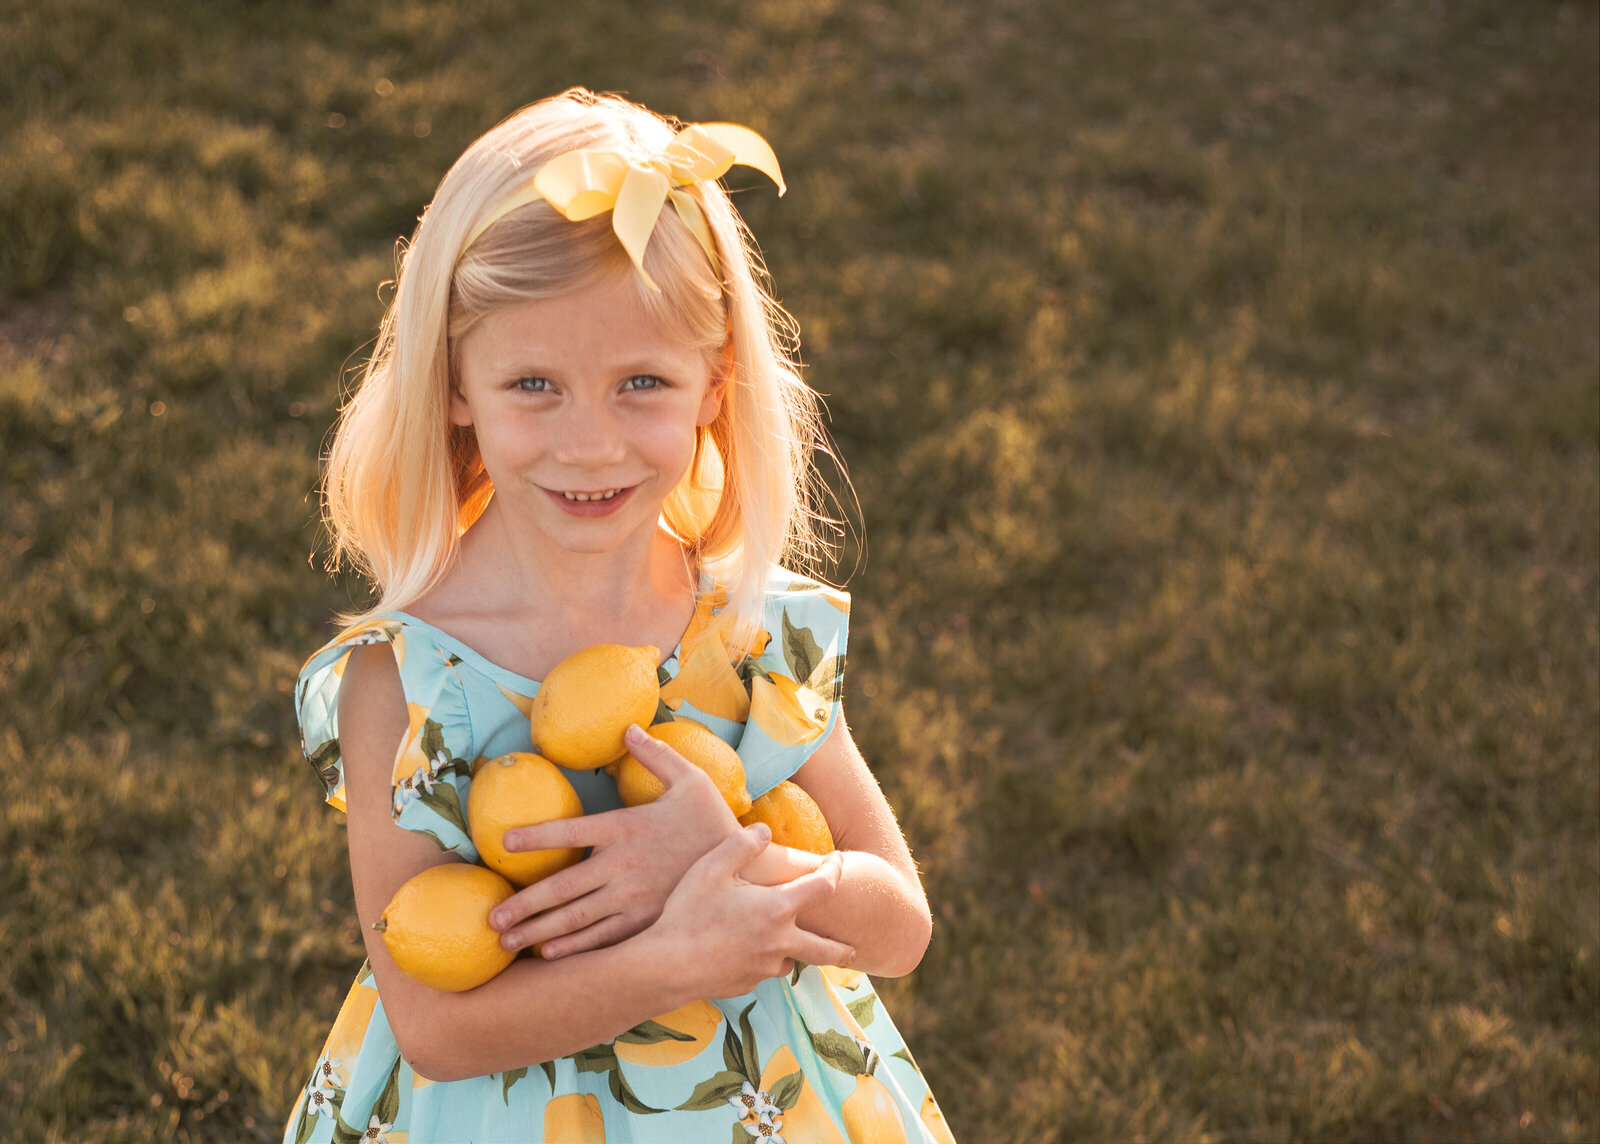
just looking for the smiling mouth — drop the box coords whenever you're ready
[559,488,625,502]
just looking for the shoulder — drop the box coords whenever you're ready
[758,567,851,616]
[294,615,478,826]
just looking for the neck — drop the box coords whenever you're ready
[451,502,696,644]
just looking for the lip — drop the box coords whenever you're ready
[543,484,638,518]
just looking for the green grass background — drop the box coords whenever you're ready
[2,1,1596,1140]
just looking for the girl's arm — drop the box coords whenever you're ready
[338,644,851,1082]
[504,715,934,979]
[752,716,934,978]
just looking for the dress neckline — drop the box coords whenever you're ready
[380,571,712,691]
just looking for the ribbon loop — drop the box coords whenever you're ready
[461,120,785,290]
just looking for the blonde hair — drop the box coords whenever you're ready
[322,89,835,635]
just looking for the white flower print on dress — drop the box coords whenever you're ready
[741,1110,786,1142]
[304,1083,338,1119]
[311,1053,343,1091]
[392,765,436,812]
[728,1079,778,1120]
[362,1114,393,1142]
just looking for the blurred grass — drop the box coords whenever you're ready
[2,0,1596,1140]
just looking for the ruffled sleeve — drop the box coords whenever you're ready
[294,616,480,861]
[735,573,851,799]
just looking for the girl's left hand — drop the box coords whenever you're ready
[487,724,742,959]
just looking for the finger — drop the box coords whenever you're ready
[690,822,770,881]
[787,928,856,970]
[538,912,639,960]
[500,888,615,953]
[771,849,844,911]
[622,723,701,786]
[490,861,606,932]
[503,811,616,854]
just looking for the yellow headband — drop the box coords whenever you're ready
[461,122,785,291]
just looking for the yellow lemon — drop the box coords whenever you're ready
[467,753,585,887]
[921,1091,957,1144]
[841,1073,908,1144]
[755,1045,844,1144]
[612,998,723,1067]
[530,644,661,769]
[542,1092,605,1143]
[609,718,752,817]
[739,780,834,854]
[374,864,516,992]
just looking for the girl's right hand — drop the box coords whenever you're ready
[487,724,742,958]
[648,824,855,999]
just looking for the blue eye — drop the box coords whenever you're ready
[623,375,663,391]
[514,377,552,393]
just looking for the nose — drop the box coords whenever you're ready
[551,399,627,469]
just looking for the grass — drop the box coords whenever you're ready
[2,0,1596,1140]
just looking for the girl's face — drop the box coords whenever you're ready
[450,273,725,559]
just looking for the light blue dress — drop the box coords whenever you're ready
[283,569,954,1144]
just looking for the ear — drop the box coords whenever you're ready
[697,341,735,427]
[448,381,474,428]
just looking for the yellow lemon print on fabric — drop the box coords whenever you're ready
[529,644,661,769]
[921,1091,957,1144]
[389,703,436,787]
[821,965,864,992]
[497,683,537,722]
[659,634,751,723]
[816,585,851,613]
[819,971,870,1043]
[756,1044,845,1144]
[321,977,380,1070]
[841,1073,908,1144]
[543,1092,606,1143]
[750,673,829,747]
[612,999,723,1067]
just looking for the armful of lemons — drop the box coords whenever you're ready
[375,644,835,991]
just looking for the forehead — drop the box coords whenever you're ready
[458,274,709,375]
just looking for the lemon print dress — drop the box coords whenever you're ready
[284,570,955,1144]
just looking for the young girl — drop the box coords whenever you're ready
[284,89,955,1144]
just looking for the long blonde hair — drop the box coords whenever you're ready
[322,89,836,633]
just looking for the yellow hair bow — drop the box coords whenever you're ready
[462,122,785,291]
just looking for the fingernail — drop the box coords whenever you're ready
[624,724,647,747]
[501,931,521,950]
[749,822,771,842]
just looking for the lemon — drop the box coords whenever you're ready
[738,780,834,854]
[467,752,585,887]
[542,1092,605,1143]
[841,1073,909,1144]
[609,717,752,817]
[374,864,516,992]
[921,1091,958,1144]
[612,998,723,1067]
[530,644,662,769]
[752,1045,845,1144]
